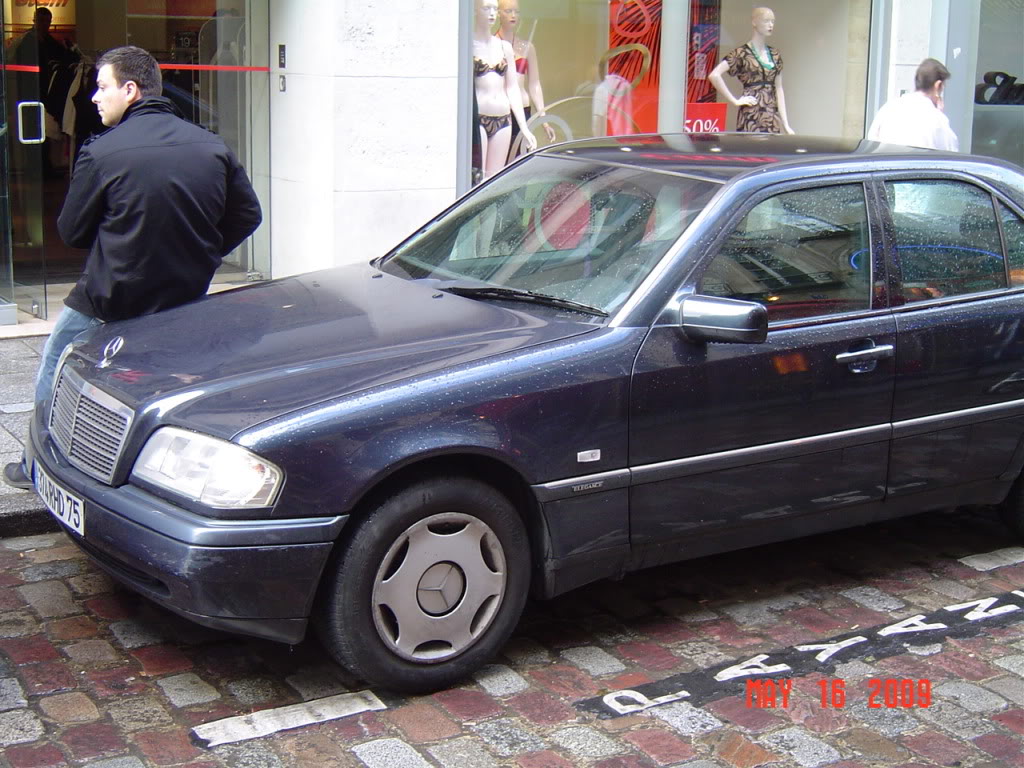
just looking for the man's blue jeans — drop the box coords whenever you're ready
[34,306,103,407]
[12,307,103,477]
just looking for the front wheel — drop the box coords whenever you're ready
[317,476,530,693]
[998,474,1024,539]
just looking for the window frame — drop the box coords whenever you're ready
[873,171,1024,313]
[996,199,1024,289]
[684,173,890,331]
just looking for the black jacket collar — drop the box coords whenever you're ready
[85,97,187,148]
[119,96,186,123]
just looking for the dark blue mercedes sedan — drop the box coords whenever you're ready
[26,134,1024,692]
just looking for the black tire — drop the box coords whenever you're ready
[317,475,530,693]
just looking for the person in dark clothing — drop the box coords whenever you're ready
[62,51,262,322]
[4,46,262,491]
[24,8,77,84]
[9,7,80,176]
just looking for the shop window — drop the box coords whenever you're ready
[467,1,871,187]
[699,184,871,322]
[885,181,1006,302]
[970,0,1024,167]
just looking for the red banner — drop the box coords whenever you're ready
[605,1,725,135]
[684,102,727,133]
[607,0,661,134]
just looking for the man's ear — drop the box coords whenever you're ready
[125,80,142,103]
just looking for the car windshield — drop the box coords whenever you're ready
[380,156,721,315]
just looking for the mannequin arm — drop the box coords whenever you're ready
[526,43,557,142]
[503,41,536,151]
[775,73,795,134]
[709,59,756,107]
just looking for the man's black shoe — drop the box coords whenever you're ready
[3,462,32,491]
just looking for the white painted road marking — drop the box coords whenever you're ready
[958,547,1024,571]
[0,402,33,413]
[579,589,1024,719]
[191,690,387,747]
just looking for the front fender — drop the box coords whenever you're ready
[237,327,646,519]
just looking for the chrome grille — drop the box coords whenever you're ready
[49,366,134,484]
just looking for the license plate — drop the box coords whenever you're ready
[34,462,85,537]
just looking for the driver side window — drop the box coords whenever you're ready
[699,184,872,322]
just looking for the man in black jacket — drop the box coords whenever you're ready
[4,46,262,490]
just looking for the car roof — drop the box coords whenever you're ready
[539,133,962,182]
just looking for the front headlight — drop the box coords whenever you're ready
[132,427,282,508]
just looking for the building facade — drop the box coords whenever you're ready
[0,0,1020,325]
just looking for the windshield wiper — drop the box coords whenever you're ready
[443,286,608,317]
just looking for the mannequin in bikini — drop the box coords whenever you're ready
[474,0,536,178]
[497,0,556,159]
[708,7,794,134]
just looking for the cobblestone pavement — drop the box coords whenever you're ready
[1,505,1022,768]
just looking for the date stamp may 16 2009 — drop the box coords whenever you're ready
[745,678,932,709]
[580,591,1023,720]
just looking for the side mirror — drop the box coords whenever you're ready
[680,294,768,344]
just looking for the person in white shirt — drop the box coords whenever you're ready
[867,58,959,151]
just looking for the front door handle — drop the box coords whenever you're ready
[17,101,45,144]
[835,344,894,364]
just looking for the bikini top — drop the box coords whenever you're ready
[514,55,528,75]
[474,56,508,77]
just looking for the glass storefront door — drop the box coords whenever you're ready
[0,1,269,326]
[119,0,270,281]
[0,0,15,324]
[1,0,48,323]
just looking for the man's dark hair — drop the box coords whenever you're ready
[97,46,162,97]
[915,58,951,92]
[34,8,52,22]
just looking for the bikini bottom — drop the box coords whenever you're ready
[479,112,511,139]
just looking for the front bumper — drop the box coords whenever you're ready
[28,411,348,644]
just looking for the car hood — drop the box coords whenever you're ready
[69,264,601,438]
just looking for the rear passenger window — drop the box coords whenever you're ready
[1000,202,1024,287]
[886,180,1006,302]
[699,184,871,322]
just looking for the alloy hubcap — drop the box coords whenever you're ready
[371,512,507,663]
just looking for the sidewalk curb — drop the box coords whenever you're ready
[0,499,59,538]
[2,332,57,538]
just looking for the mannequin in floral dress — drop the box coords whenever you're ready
[708,7,794,134]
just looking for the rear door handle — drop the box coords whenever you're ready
[835,344,894,364]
